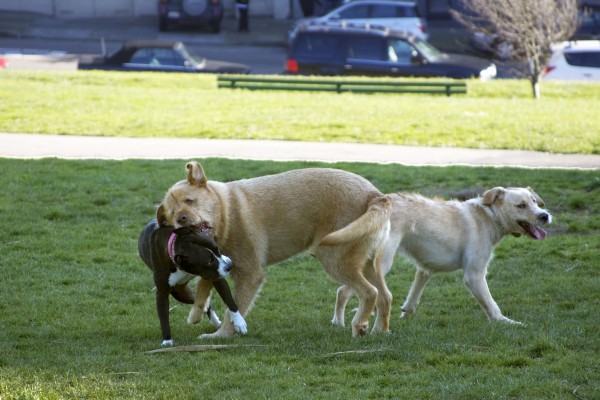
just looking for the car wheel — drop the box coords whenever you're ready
[159,17,168,32]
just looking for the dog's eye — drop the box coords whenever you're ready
[184,198,194,205]
[516,203,527,209]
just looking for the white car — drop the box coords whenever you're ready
[543,40,600,80]
[289,0,428,42]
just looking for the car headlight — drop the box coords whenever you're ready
[479,63,497,81]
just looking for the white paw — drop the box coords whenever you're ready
[161,339,174,347]
[231,311,248,335]
[500,317,524,326]
[331,317,345,327]
[208,308,222,328]
[400,307,414,319]
[197,331,226,340]
[169,270,193,287]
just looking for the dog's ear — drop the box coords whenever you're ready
[186,161,208,187]
[482,187,506,206]
[527,187,545,208]
[157,204,168,226]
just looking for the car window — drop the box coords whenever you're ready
[294,34,342,60]
[395,4,417,17]
[369,4,416,18]
[347,36,383,60]
[370,4,396,18]
[338,4,369,19]
[412,38,442,59]
[564,51,600,67]
[153,48,184,66]
[130,48,184,66]
[130,49,155,64]
[388,39,415,63]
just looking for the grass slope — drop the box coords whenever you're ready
[0,158,598,399]
[1,70,599,154]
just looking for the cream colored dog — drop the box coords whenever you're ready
[157,162,392,337]
[332,187,552,326]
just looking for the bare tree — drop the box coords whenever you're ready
[451,0,578,98]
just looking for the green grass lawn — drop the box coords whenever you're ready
[1,158,598,399]
[1,70,599,154]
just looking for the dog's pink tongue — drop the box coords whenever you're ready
[531,226,547,240]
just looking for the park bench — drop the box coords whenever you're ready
[217,76,467,96]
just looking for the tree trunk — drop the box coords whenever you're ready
[529,60,541,99]
[531,79,540,99]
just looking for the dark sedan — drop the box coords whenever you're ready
[79,40,251,74]
[287,25,496,80]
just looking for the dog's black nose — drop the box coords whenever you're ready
[538,212,549,223]
[177,214,188,225]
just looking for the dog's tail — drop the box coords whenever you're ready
[319,195,392,246]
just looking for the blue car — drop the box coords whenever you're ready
[287,25,496,80]
[79,40,251,74]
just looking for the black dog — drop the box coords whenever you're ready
[138,220,247,346]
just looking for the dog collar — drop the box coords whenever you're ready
[167,232,178,265]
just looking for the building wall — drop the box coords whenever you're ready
[0,0,53,14]
[0,0,290,18]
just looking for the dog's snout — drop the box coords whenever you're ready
[538,212,550,224]
[177,214,188,226]
[218,255,234,277]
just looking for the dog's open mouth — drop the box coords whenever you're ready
[518,221,547,240]
[191,222,213,234]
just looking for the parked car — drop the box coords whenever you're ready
[471,4,600,60]
[289,0,428,42]
[572,2,600,40]
[286,25,496,80]
[158,0,223,33]
[543,40,600,80]
[78,40,251,74]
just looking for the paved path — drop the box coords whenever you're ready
[2,133,599,169]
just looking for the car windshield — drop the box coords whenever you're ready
[412,39,444,59]
[412,38,443,59]
[176,43,204,65]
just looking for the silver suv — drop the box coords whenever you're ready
[290,0,428,42]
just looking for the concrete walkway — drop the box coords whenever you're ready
[2,133,599,169]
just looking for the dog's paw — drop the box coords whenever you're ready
[198,324,236,339]
[331,316,345,327]
[168,270,192,287]
[197,332,220,340]
[352,323,369,337]
[161,339,174,347]
[207,307,222,328]
[197,329,233,340]
[498,317,525,326]
[187,307,203,325]
[231,311,248,335]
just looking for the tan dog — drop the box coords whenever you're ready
[332,187,552,327]
[157,162,392,337]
